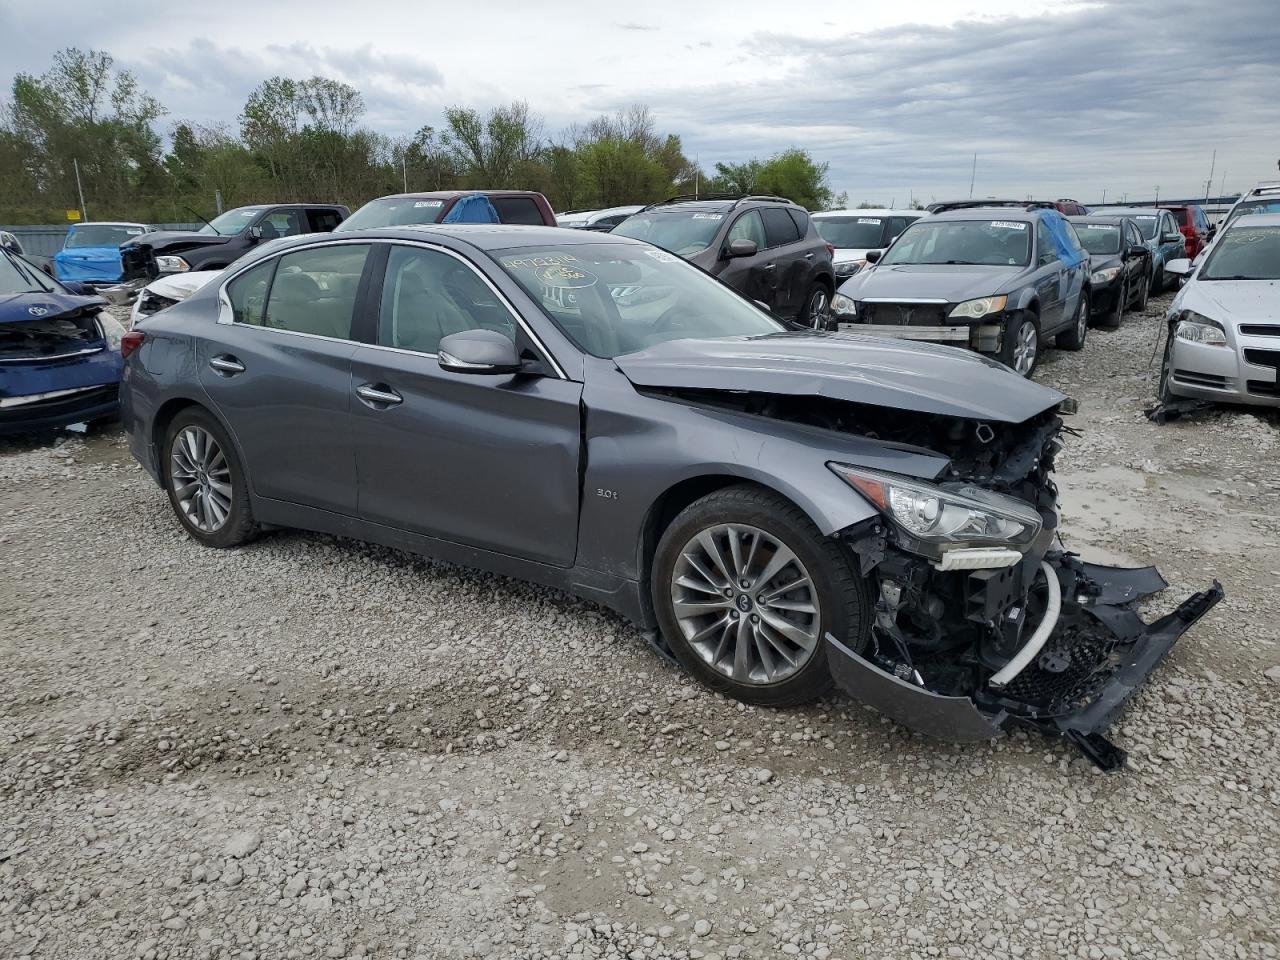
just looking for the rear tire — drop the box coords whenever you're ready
[1152,264,1166,295]
[1136,269,1151,311]
[162,407,258,548]
[1056,291,1089,350]
[1100,278,1125,329]
[798,281,832,327]
[651,484,871,707]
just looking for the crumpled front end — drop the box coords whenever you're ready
[820,409,1222,771]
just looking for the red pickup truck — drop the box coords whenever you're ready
[334,190,557,232]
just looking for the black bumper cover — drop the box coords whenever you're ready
[825,561,1223,771]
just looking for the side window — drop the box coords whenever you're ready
[378,246,516,355]
[1166,213,1180,238]
[308,208,343,233]
[786,207,810,236]
[259,209,305,241]
[226,259,274,326]
[726,210,766,248]
[886,217,911,244]
[1036,221,1059,266]
[761,207,802,248]
[262,244,370,339]
[490,197,544,225]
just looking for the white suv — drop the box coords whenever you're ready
[811,208,922,282]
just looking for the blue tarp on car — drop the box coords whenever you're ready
[53,223,150,283]
[1040,210,1087,268]
[442,194,500,224]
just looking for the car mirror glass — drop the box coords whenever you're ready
[248,225,263,241]
[864,249,882,264]
[726,238,757,259]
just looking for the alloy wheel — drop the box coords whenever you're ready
[1075,294,1089,340]
[170,426,233,532]
[670,523,822,685]
[1013,320,1038,376]
[806,287,828,325]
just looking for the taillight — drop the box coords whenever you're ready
[120,330,145,359]
[825,243,835,257]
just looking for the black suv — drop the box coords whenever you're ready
[831,203,1091,378]
[611,195,835,323]
[120,203,349,282]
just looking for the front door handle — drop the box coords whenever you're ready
[804,252,815,259]
[356,383,403,407]
[209,355,245,375]
[761,262,777,271]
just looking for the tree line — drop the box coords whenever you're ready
[0,48,840,225]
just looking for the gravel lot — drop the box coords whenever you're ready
[3,291,1279,960]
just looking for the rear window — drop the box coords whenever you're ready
[66,224,147,248]
[814,216,887,249]
[337,197,445,231]
[761,207,801,247]
[1071,223,1121,255]
[491,196,545,225]
[1167,209,1189,227]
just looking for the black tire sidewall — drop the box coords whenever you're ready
[651,486,869,707]
[1000,311,1040,377]
[1104,278,1125,328]
[162,408,255,548]
[800,282,830,326]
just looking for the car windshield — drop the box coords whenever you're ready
[1126,215,1158,239]
[880,219,1031,266]
[1226,200,1280,228]
[335,197,447,231]
[1198,224,1280,281]
[198,208,263,236]
[494,243,784,359]
[1071,223,1121,255]
[813,216,886,249]
[610,210,726,257]
[0,251,60,295]
[66,224,146,248]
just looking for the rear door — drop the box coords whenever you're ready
[760,206,809,316]
[199,242,373,514]
[349,242,582,566]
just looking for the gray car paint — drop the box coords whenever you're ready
[121,224,1063,631]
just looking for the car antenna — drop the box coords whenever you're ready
[183,204,218,235]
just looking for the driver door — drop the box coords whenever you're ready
[714,210,775,307]
[1033,219,1065,331]
[349,243,583,567]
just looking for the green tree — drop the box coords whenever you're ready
[441,101,544,188]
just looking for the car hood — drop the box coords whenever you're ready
[1180,279,1280,322]
[0,291,105,326]
[124,231,230,251]
[1088,253,1123,271]
[614,332,1065,424]
[838,263,1026,301]
[147,270,221,300]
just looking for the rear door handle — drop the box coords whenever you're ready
[761,262,777,271]
[209,355,245,375]
[356,383,403,407]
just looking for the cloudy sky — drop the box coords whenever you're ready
[2,0,1278,205]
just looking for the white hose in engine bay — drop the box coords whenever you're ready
[987,560,1062,689]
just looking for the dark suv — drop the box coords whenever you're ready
[611,195,835,323]
[120,203,349,282]
[831,204,1091,378]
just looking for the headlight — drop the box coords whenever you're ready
[156,255,190,272]
[834,260,866,278]
[831,293,858,317]
[829,464,1042,556]
[1091,267,1121,284]
[1174,311,1226,346]
[949,295,1007,320]
[97,312,126,351]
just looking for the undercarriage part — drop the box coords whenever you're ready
[988,561,1062,689]
[1145,397,1215,424]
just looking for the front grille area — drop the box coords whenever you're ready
[1239,325,1280,337]
[865,303,952,326]
[0,384,118,424]
[1247,379,1280,397]
[1244,348,1280,397]
[1173,369,1229,390]
[1003,632,1117,713]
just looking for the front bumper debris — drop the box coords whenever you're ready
[825,558,1224,771]
[836,320,1003,352]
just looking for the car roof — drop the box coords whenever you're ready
[1091,206,1163,216]
[812,208,921,217]
[370,190,545,201]
[1067,215,1128,225]
[1226,212,1280,228]
[339,223,646,252]
[926,206,1038,222]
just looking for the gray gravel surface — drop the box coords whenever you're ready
[2,291,1279,960]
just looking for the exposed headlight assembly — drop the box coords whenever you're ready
[831,293,859,318]
[829,464,1043,558]
[1174,311,1226,346]
[834,260,866,278]
[949,295,1007,320]
[1091,267,1122,284]
[155,255,190,273]
[97,311,126,351]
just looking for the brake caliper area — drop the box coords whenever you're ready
[825,553,1224,772]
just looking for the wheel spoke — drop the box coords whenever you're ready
[726,526,747,582]
[752,543,798,589]
[762,574,811,602]
[675,574,722,596]
[673,598,732,617]
[759,609,818,652]
[763,597,817,614]
[695,530,733,584]
[731,617,753,681]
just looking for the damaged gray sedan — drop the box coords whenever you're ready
[119,226,1221,771]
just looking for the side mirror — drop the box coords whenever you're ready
[248,225,263,241]
[1126,244,1147,259]
[62,280,96,296]
[1161,232,1181,244]
[864,249,883,264]
[753,300,771,313]
[1165,258,1192,277]
[438,329,521,375]
[726,238,757,259]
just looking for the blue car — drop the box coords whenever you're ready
[54,221,152,286]
[1,248,127,435]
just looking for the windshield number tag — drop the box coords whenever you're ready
[691,213,723,220]
[414,200,444,208]
[857,218,882,225]
[991,221,1026,230]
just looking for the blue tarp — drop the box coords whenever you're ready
[442,194,500,224]
[1040,209,1087,268]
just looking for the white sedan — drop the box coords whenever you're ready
[129,270,220,327]
[1159,213,1280,410]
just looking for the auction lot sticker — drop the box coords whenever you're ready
[990,220,1027,230]
[502,253,598,288]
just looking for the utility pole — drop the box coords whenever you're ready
[1154,185,1159,203]
[1204,149,1216,204]
[1101,188,1107,205]
[402,156,408,193]
[215,189,224,214]
[72,157,88,221]
[694,155,699,199]
[968,154,977,199]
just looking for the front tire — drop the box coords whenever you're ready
[162,407,258,548]
[1100,278,1125,329]
[1000,311,1041,378]
[798,281,831,327]
[1056,291,1090,350]
[651,485,871,707]
[1136,268,1151,311]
